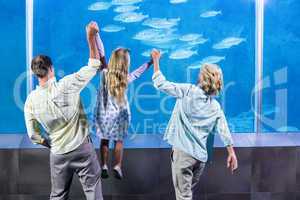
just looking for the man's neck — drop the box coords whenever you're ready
[39,77,50,87]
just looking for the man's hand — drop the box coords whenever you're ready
[41,138,51,149]
[86,21,99,41]
[86,21,100,59]
[227,151,238,174]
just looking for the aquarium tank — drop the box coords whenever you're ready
[1,0,299,142]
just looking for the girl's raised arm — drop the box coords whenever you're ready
[128,59,153,83]
[95,33,108,70]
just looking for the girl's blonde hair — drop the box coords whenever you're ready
[198,63,223,96]
[105,48,129,104]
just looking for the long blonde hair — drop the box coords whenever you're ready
[198,63,223,96]
[105,48,129,104]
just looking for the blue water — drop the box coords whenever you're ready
[1,0,299,137]
[262,0,300,133]
[33,0,255,135]
[0,0,27,133]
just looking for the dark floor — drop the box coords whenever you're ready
[0,147,300,200]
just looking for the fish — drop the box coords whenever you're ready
[142,18,180,29]
[187,56,225,69]
[133,28,178,44]
[112,0,143,5]
[114,5,139,13]
[114,12,148,23]
[88,2,112,11]
[170,0,188,4]
[102,25,125,32]
[141,49,167,57]
[169,48,197,60]
[179,34,202,42]
[187,61,202,69]
[200,10,222,18]
[212,37,246,49]
[200,56,225,64]
[188,37,209,46]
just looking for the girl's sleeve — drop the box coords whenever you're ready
[95,33,108,70]
[152,71,191,98]
[127,62,152,83]
[96,33,105,58]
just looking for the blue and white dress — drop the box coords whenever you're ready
[94,63,151,141]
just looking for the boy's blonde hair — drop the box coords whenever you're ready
[198,63,223,96]
[105,48,129,104]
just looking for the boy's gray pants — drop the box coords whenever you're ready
[49,137,103,200]
[171,148,206,200]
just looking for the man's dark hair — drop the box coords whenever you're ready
[31,55,53,78]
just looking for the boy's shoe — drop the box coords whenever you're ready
[113,165,123,180]
[101,165,109,179]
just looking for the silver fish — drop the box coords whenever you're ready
[200,56,225,64]
[169,48,197,60]
[142,18,180,29]
[200,10,222,18]
[179,34,202,42]
[112,0,143,5]
[88,2,112,11]
[114,5,139,13]
[141,49,167,57]
[114,12,148,23]
[102,25,125,32]
[213,37,246,49]
[133,28,178,43]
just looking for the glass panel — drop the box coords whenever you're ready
[33,0,255,137]
[262,0,300,132]
[0,0,27,133]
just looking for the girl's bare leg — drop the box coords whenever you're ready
[113,140,123,167]
[100,139,109,178]
[113,140,124,179]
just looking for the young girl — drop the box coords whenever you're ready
[94,34,152,179]
[151,49,238,200]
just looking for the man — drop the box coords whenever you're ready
[24,21,103,200]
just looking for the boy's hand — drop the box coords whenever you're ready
[151,49,161,63]
[227,153,238,174]
[86,21,99,40]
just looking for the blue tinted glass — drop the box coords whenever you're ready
[262,0,300,133]
[0,0,26,133]
[33,0,255,135]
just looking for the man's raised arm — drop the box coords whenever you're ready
[57,21,102,94]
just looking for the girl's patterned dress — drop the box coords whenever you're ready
[93,33,152,141]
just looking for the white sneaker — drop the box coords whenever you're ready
[113,165,123,180]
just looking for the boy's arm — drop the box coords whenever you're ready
[24,98,50,148]
[128,59,153,83]
[151,49,191,98]
[215,110,238,173]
